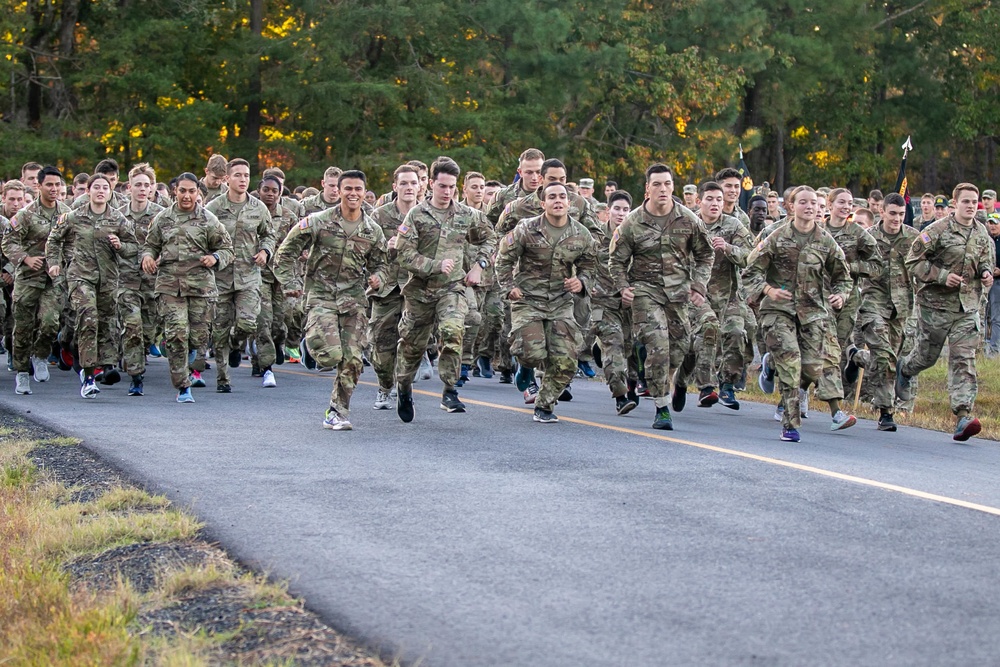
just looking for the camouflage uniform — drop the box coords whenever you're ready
[900,216,995,415]
[675,212,755,391]
[301,192,338,216]
[588,217,634,398]
[395,200,497,391]
[744,223,852,430]
[853,222,917,412]
[274,205,388,417]
[45,206,138,371]
[201,180,228,204]
[2,199,69,373]
[256,200,297,368]
[368,200,408,392]
[496,214,597,411]
[724,205,752,230]
[141,203,234,390]
[608,202,714,406]
[205,195,275,386]
[117,200,165,375]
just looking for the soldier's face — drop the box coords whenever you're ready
[74,183,88,197]
[101,172,119,189]
[543,167,567,185]
[987,219,1000,238]
[176,181,199,211]
[483,185,500,205]
[340,178,365,214]
[750,200,768,224]
[954,190,979,223]
[39,175,62,207]
[394,173,420,205]
[609,200,630,227]
[921,198,934,216]
[130,175,152,203]
[683,192,698,207]
[463,177,485,205]
[3,189,25,216]
[579,186,594,198]
[831,193,853,220]
[793,191,818,222]
[417,169,429,198]
[767,195,779,214]
[518,159,544,191]
[984,195,996,212]
[699,190,724,221]
[89,178,111,205]
[604,185,617,200]
[259,182,280,207]
[645,172,674,209]
[229,165,251,196]
[541,185,569,218]
[430,173,457,208]
[22,169,39,193]
[883,204,905,234]
[720,177,740,205]
[322,177,340,202]
[868,198,882,214]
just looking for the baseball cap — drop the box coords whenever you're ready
[683,184,697,195]
[579,178,594,188]
[934,195,949,208]
[987,212,1000,223]
[984,189,997,198]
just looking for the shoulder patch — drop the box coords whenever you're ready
[503,202,514,215]
[920,232,931,244]
[398,222,410,235]
[611,227,620,244]
[756,240,764,251]
[505,232,514,245]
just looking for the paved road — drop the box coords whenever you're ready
[4,358,1000,666]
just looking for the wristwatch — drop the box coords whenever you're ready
[478,258,489,269]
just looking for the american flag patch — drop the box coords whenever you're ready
[505,232,514,246]
[298,217,310,229]
[398,223,410,234]
[920,232,931,243]
[611,227,620,243]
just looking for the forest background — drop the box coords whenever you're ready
[2,0,997,196]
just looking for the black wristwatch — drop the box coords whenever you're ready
[478,258,489,269]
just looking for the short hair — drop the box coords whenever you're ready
[39,166,63,182]
[541,158,566,176]
[749,194,767,207]
[2,180,26,195]
[72,172,90,186]
[540,181,568,196]
[128,163,156,183]
[21,162,42,176]
[714,167,741,182]
[485,180,503,188]
[406,159,428,173]
[293,185,306,195]
[518,148,545,164]
[608,190,632,207]
[699,181,724,196]
[393,164,420,182]
[206,154,228,176]
[337,169,366,187]
[227,158,250,174]
[259,175,282,190]
[645,163,673,182]
[853,208,875,224]
[94,159,119,176]
[176,172,200,186]
[605,181,618,189]
[301,187,318,197]
[921,193,935,201]
[464,171,485,185]
[883,192,906,208]
[322,166,343,182]
[87,173,113,189]
[431,157,460,181]
[868,189,884,201]
[827,187,852,204]
[953,182,979,201]
[262,167,285,181]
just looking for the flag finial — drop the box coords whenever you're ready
[739,143,744,160]
[902,136,913,153]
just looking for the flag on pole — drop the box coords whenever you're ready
[893,136,914,226]
[737,144,754,213]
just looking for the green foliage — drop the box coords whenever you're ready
[0,0,996,194]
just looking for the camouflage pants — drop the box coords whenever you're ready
[631,295,691,404]
[117,287,153,376]
[509,304,581,411]
[900,306,979,415]
[396,291,468,390]
[679,298,747,390]
[461,285,484,366]
[760,312,843,430]
[474,283,504,364]
[835,291,862,397]
[69,281,117,371]
[492,301,515,374]
[853,311,905,411]
[284,294,306,347]
[305,303,365,416]
[591,299,629,398]
[252,281,283,370]
[744,300,760,363]
[11,279,62,373]
[574,292,594,362]
[158,294,212,390]
[213,287,262,386]
[675,300,719,391]
[369,289,403,392]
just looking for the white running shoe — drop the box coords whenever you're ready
[80,377,100,399]
[773,404,784,422]
[15,372,32,395]
[418,352,433,381]
[261,369,277,388]
[799,388,809,419]
[373,389,392,410]
[323,408,353,430]
[32,357,49,382]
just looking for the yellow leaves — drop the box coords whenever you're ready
[675,117,688,137]
[99,120,123,146]
[807,150,841,169]
[156,96,197,110]
[128,126,142,139]
[219,126,228,141]
[790,125,810,140]
[265,15,298,39]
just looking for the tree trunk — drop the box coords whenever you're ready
[774,122,785,194]
[246,0,264,171]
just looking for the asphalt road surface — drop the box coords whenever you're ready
[4,357,1000,666]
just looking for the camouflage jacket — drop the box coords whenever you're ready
[142,203,234,298]
[496,190,606,243]
[396,200,497,301]
[281,196,306,219]
[262,202,299,285]
[825,221,881,283]
[273,204,388,312]
[744,221,852,325]
[117,200,165,291]
[485,181,534,227]
[698,211,755,308]
[45,205,138,289]
[860,223,917,320]
[905,215,995,314]
[205,194,276,294]
[608,202,714,304]
[201,180,228,204]
[301,192,338,216]
[495,214,597,315]
[2,199,70,287]
[368,200,410,299]
[724,205,752,229]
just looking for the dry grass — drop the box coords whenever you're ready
[739,354,1000,440]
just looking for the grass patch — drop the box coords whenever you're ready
[740,354,1000,440]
